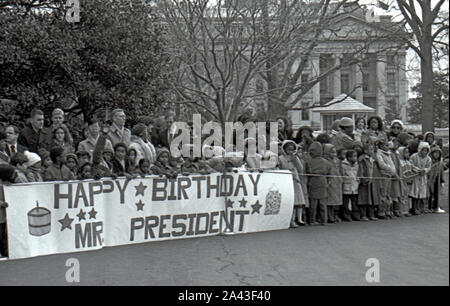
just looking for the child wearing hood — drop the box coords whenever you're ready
[341,150,360,221]
[409,142,432,215]
[357,143,376,221]
[151,148,178,179]
[375,139,397,219]
[279,140,308,227]
[65,153,79,177]
[305,141,332,226]
[24,151,43,182]
[398,146,418,217]
[323,144,343,223]
[428,146,446,213]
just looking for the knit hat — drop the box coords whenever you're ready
[323,143,335,157]
[156,147,170,161]
[131,123,147,136]
[65,153,79,165]
[37,148,50,161]
[24,151,41,168]
[339,117,354,127]
[76,150,91,159]
[308,141,323,158]
[297,125,313,136]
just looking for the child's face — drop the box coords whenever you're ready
[419,148,429,158]
[66,158,77,170]
[338,151,345,160]
[115,147,126,160]
[285,144,296,155]
[82,165,92,178]
[158,152,169,164]
[329,148,337,159]
[432,151,440,160]
[43,157,53,167]
[140,162,150,174]
[348,154,357,164]
[103,152,113,162]
[79,155,90,164]
[128,150,137,161]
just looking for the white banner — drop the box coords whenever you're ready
[2,170,294,260]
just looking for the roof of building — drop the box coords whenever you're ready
[312,94,376,113]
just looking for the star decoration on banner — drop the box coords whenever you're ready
[135,182,148,197]
[88,208,98,220]
[251,200,262,214]
[136,200,145,211]
[226,199,234,209]
[76,209,86,222]
[58,213,74,231]
[239,198,247,208]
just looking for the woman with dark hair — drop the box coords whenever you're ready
[293,125,314,153]
[354,117,366,143]
[276,116,293,142]
[51,125,74,156]
[362,116,387,145]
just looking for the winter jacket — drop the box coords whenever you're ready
[342,160,359,195]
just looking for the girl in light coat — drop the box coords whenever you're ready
[279,140,308,227]
[409,142,432,215]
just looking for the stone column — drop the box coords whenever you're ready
[354,63,363,102]
[397,52,408,121]
[311,54,321,127]
[332,53,342,97]
[376,53,387,118]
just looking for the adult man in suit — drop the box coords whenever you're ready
[1,125,27,157]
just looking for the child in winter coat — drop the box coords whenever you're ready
[138,158,152,177]
[151,148,178,179]
[428,146,447,213]
[397,146,418,217]
[409,142,432,215]
[65,153,79,178]
[78,162,93,180]
[389,139,406,217]
[323,144,343,223]
[341,150,360,221]
[306,141,332,226]
[24,151,43,182]
[279,140,308,227]
[375,139,397,219]
[112,143,131,177]
[357,143,376,221]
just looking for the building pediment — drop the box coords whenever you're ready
[318,14,405,41]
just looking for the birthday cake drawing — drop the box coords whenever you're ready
[27,201,52,237]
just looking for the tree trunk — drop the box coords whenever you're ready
[420,1,434,133]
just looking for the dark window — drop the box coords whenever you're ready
[301,102,310,120]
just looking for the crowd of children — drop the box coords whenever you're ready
[0,109,449,258]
